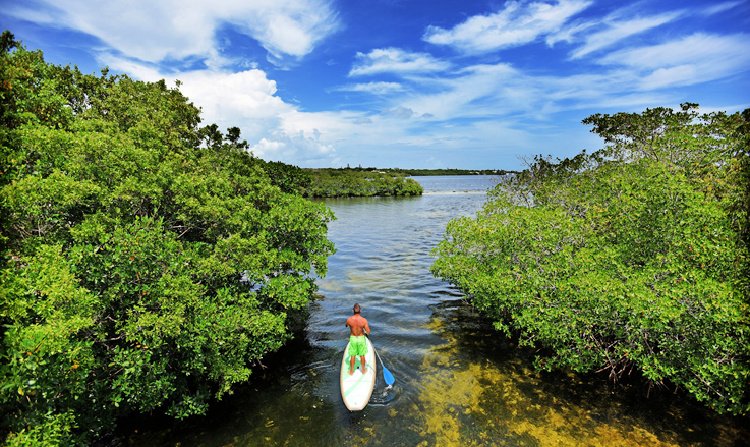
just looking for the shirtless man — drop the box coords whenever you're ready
[345,303,371,375]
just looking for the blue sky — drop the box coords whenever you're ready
[2,0,749,169]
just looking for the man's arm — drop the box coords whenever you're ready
[364,319,371,335]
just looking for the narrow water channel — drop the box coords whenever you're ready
[123,176,748,446]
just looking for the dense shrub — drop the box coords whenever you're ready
[0,32,334,444]
[432,104,750,415]
[303,168,423,198]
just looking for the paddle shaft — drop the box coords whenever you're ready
[365,334,395,386]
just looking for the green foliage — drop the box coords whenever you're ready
[0,33,334,444]
[432,104,750,415]
[304,168,423,198]
[4,411,77,447]
[255,160,311,195]
[194,124,311,195]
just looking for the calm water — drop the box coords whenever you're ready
[124,176,748,447]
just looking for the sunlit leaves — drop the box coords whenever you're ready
[0,35,334,443]
[432,105,750,415]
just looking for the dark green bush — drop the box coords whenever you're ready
[432,104,750,415]
[0,32,334,444]
[303,168,423,198]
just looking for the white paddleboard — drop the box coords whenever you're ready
[340,336,376,411]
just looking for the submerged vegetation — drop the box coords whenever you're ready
[303,168,423,198]
[0,33,334,444]
[432,103,750,415]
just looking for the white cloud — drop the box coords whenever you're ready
[349,48,451,76]
[226,1,340,62]
[98,54,164,80]
[599,33,750,90]
[8,0,340,65]
[101,55,349,164]
[401,64,525,119]
[423,0,591,53]
[251,132,336,164]
[176,69,292,136]
[600,33,749,69]
[336,81,405,95]
[545,20,596,46]
[569,11,682,59]
[639,65,698,90]
[549,3,746,61]
[383,56,685,123]
[383,106,416,119]
[701,1,743,16]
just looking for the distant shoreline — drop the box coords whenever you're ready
[304,167,518,176]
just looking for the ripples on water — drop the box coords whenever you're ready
[123,176,748,447]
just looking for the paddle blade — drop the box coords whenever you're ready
[382,366,395,386]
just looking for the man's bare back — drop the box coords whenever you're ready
[346,314,370,336]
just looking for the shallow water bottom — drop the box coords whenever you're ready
[122,300,748,447]
[120,177,749,446]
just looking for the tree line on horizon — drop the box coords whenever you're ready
[308,167,517,176]
[302,168,423,198]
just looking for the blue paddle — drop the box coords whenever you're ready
[366,334,395,388]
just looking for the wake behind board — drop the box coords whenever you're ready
[340,336,377,411]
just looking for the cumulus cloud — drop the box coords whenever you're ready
[7,0,340,65]
[423,0,591,53]
[251,132,335,164]
[227,1,340,63]
[349,48,451,76]
[101,55,348,164]
[175,69,293,137]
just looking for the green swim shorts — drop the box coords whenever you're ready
[348,335,367,357]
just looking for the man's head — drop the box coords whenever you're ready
[353,303,361,314]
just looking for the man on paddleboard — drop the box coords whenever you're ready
[345,303,371,375]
